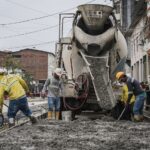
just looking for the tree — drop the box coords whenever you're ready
[3,54,21,73]
[3,54,34,91]
[22,70,34,92]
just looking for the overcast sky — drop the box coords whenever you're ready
[0,0,113,53]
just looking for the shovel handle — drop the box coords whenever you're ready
[0,114,4,127]
[117,106,126,121]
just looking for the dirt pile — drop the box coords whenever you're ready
[0,116,150,150]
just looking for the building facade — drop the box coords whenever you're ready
[143,0,150,83]
[120,0,150,83]
[0,49,55,82]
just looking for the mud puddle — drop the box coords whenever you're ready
[0,115,150,150]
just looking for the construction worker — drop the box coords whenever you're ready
[42,68,62,120]
[0,73,37,127]
[116,72,146,122]
[111,83,135,120]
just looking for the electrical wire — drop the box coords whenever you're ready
[1,40,56,50]
[0,0,96,26]
[3,25,46,43]
[0,24,59,39]
[5,0,50,15]
[0,21,149,40]
[0,19,72,39]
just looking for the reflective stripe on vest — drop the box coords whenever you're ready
[6,79,18,91]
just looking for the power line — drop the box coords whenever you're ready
[0,20,149,40]
[1,40,56,50]
[0,19,72,39]
[0,24,58,39]
[0,0,96,26]
[5,0,49,15]
[3,25,45,43]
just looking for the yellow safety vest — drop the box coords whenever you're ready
[0,75,7,106]
[3,74,29,100]
[121,84,135,104]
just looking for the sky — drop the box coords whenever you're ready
[0,0,113,54]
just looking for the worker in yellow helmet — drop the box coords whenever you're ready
[0,73,38,127]
[120,83,135,120]
[111,82,135,120]
[116,72,146,122]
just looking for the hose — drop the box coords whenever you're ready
[63,73,89,110]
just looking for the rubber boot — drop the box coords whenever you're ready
[47,111,52,119]
[134,115,142,122]
[8,118,15,128]
[29,115,38,124]
[131,114,134,122]
[55,111,60,120]
[139,115,144,121]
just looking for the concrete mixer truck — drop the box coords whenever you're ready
[55,4,128,112]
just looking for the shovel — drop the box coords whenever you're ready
[117,106,126,121]
[0,113,4,127]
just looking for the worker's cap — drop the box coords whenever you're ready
[116,71,125,80]
[54,68,62,77]
[0,68,6,74]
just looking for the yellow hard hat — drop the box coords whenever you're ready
[116,72,125,80]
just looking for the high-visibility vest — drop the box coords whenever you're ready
[0,75,7,106]
[121,84,135,104]
[3,74,29,100]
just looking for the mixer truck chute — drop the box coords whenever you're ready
[56,4,128,111]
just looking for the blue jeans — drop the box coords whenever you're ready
[8,97,32,118]
[133,92,146,115]
[48,97,60,111]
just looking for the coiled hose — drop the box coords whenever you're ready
[63,73,89,110]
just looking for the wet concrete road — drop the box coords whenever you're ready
[0,114,150,150]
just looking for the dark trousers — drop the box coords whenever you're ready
[8,97,32,119]
[111,101,134,120]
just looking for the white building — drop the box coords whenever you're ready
[48,53,56,78]
[130,18,148,82]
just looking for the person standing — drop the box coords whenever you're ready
[0,73,37,127]
[116,72,146,122]
[42,68,62,120]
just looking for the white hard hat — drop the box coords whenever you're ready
[54,68,62,76]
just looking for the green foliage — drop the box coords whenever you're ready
[22,71,33,91]
[3,54,21,73]
[3,54,33,89]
